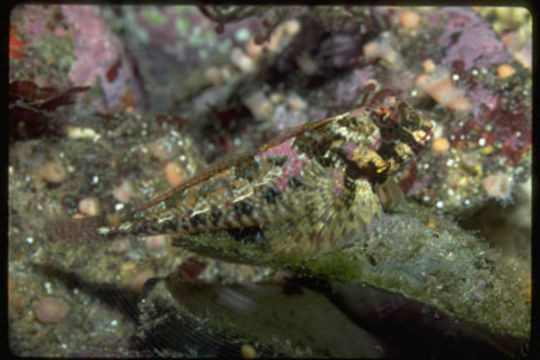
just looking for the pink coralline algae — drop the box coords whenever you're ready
[62,5,144,110]
[438,8,513,71]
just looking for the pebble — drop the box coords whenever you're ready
[145,235,168,253]
[78,197,100,216]
[481,172,513,200]
[422,59,436,74]
[164,161,186,186]
[33,297,69,324]
[400,9,420,29]
[431,137,450,154]
[497,64,515,78]
[362,41,378,58]
[38,161,67,184]
[241,344,257,359]
[112,180,134,203]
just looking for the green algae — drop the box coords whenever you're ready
[171,201,530,339]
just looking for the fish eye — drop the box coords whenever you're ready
[379,112,393,125]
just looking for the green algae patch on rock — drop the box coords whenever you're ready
[272,250,366,283]
[169,201,530,340]
[342,203,530,340]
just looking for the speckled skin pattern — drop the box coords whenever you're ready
[98,97,433,255]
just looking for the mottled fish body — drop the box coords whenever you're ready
[49,97,432,257]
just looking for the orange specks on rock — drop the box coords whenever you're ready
[432,137,450,154]
[79,197,101,216]
[164,161,187,186]
[419,71,471,112]
[497,64,515,78]
[38,161,67,184]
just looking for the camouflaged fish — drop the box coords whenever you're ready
[48,97,432,259]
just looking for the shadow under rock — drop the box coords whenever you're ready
[31,263,146,323]
[296,276,529,359]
